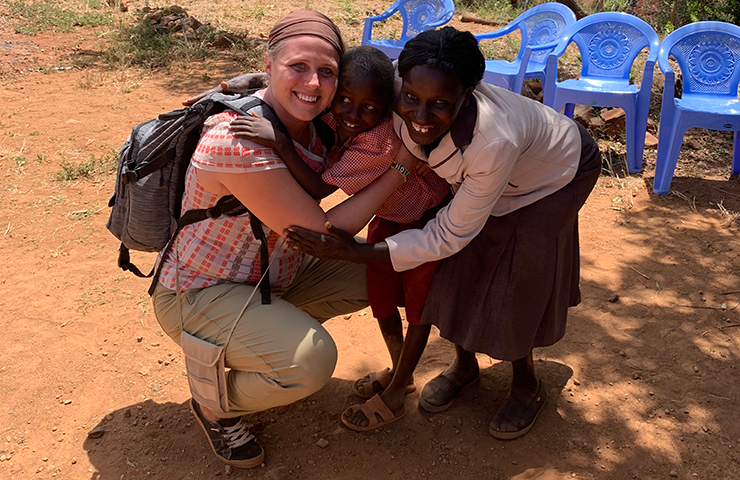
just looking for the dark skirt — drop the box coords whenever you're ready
[420,123,601,361]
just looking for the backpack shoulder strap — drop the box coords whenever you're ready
[313,115,336,151]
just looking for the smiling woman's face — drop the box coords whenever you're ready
[396,64,471,146]
[264,35,340,124]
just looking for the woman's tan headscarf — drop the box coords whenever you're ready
[268,9,345,60]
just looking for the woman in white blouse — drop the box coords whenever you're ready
[285,26,601,440]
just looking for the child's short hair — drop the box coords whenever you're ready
[340,46,395,110]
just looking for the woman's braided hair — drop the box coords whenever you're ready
[397,26,485,89]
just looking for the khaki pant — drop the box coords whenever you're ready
[152,255,368,416]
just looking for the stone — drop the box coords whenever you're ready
[646,118,657,133]
[644,132,658,149]
[588,116,605,129]
[600,108,625,122]
[608,294,619,303]
[686,139,701,150]
[265,466,289,480]
[316,438,329,449]
[573,104,594,119]
[211,33,235,48]
[87,427,104,439]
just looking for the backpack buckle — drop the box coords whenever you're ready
[123,170,140,184]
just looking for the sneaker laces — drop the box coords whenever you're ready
[211,419,255,449]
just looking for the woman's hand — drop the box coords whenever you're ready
[284,223,358,261]
[182,73,270,106]
[415,162,435,178]
[395,144,419,172]
[230,113,286,150]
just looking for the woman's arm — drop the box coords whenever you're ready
[286,142,515,271]
[285,223,392,263]
[182,73,270,106]
[385,144,514,271]
[229,114,338,200]
[197,145,417,236]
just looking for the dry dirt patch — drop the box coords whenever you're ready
[0,2,739,480]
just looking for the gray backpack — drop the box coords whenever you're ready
[106,92,284,301]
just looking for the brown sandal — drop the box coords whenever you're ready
[341,394,407,432]
[352,368,416,399]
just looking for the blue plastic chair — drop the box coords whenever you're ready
[474,3,576,95]
[361,0,455,60]
[653,21,740,195]
[543,12,659,173]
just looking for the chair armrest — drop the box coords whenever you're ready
[636,58,657,97]
[365,0,402,23]
[542,51,562,107]
[657,51,674,76]
[527,39,562,52]
[474,22,518,41]
[363,6,399,44]
[660,63,675,96]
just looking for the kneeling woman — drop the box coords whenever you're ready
[152,10,416,468]
[286,26,601,439]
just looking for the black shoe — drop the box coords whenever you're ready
[189,399,265,468]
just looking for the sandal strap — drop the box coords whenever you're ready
[363,394,395,424]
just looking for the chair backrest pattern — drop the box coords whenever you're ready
[401,0,450,39]
[573,22,648,79]
[524,12,571,63]
[670,32,740,95]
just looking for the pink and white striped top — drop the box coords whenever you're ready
[157,107,326,292]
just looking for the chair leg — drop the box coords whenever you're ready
[625,104,643,174]
[563,103,575,118]
[733,132,740,177]
[653,118,685,195]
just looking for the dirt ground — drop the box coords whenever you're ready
[1,2,739,480]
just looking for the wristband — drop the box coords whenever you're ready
[391,161,410,182]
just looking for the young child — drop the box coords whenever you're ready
[230,46,450,431]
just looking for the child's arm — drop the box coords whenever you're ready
[230,114,338,200]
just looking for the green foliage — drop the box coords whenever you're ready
[241,2,265,20]
[104,16,209,69]
[8,0,113,35]
[56,149,117,182]
[455,0,513,22]
[602,0,632,12]
[104,11,264,71]
[661,0,740,28]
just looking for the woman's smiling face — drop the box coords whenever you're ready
[396,64,472,146]
[264,35,340,124]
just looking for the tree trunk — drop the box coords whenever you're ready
[556,0,588,20]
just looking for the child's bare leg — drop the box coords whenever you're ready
[377,311,404,373]
[353,311,405,397]
[345,324,430,427]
